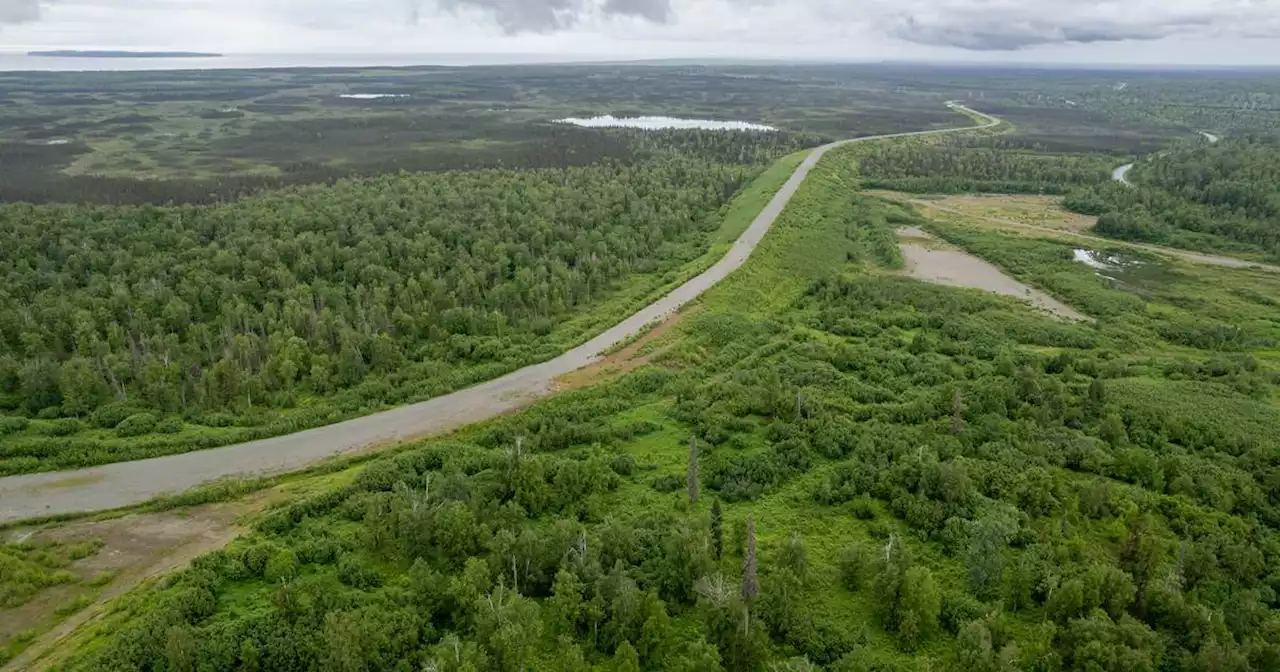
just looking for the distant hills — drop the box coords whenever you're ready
[28,50,222,59]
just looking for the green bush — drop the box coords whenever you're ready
[36,406,62,420]
[651,474,683,493]
[115,413,158,438]
[155,416,184,434]
[201,412,236,428]
[0,416,29,435]
[91,402,145,429]
[39,418,83,437]
[609,453,637,476]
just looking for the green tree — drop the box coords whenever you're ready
[898,566,941,650]
[58,357,104,417]
[614,640,641,672]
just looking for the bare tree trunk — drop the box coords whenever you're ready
[742,516,759,602]
[687,435,700,504]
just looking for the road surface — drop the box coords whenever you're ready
[0,103,999,524]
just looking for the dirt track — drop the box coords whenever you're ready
[0,103,1000,524]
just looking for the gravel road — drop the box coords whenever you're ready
[0,103,999,524]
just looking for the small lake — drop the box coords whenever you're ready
[1073,248,1174,294]
[556,115,776,131]
[339,93,408,100]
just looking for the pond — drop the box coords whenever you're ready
[555,115,776,131]
[339,93,408,100]
[1073,248,1175,294]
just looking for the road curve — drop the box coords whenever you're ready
[1113,129,1220,186]
[0,103,1000,524]
[1112,163,1134,185]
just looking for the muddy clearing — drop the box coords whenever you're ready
[897,227,1089,322]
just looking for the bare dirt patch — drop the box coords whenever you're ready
[896,227,1089,322]
[0,490,281,671]
[553,309,691,392]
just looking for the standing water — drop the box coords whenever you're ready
[556,115,776,131]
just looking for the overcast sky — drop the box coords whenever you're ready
[1,0,1278,65]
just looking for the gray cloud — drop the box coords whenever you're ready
[602,0,672,23]
[873,1,1276,50]
[434,0,570,33]
[429,0,672,33]
[0,0,44,24]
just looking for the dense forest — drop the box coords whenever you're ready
[857,137,1116,195]
[0,129,816,474]
[50,145,1280,672]
[1065,137,1280,259]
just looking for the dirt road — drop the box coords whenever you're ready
[0,103,999,524]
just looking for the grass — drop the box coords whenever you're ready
[0,539,103,609]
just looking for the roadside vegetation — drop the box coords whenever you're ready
[0,538,103,610]
[48,133,1280,672]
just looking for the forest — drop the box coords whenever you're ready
[1064,137,1280,260]
[45,139,1280,672]
[856,136,1117,195]
[0,129,815,474]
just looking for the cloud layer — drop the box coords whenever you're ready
[2,0,1279,55]
[0,0,43,24]
[872,0,1280,50]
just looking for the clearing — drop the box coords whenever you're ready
[878,191,1280,273]
[896,226,1089,321]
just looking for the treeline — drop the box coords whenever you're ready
[857,137,1115,195]
[1064,137,1280,258]
[0,144,796,472]
[58,192,1280,671]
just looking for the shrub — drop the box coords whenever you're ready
[609,453,637,476]
[155,416,184,434]
[201,412,236,428]
[839,545,872,591]
[0,416,30,435]
[91,402,145,429]
[338,556,382,589]
[39,418,84,437]
[651,475,683,493]
[116,413,158,437]
[36,407,62,420]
